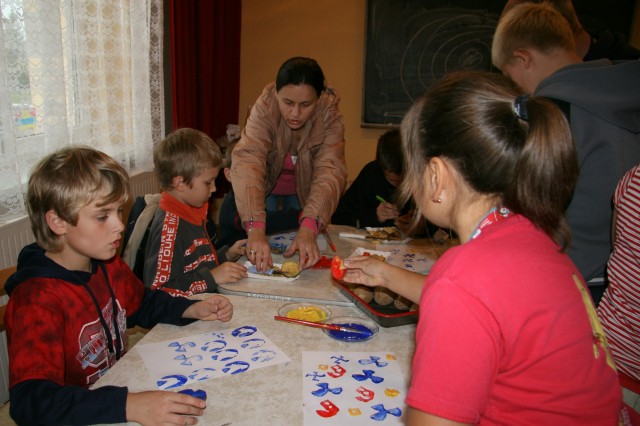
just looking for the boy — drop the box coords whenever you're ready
[217,139,301,249]
[492,3,640,303]
[332,129,426,235]
[5,146,234,425]
[144,128,247,296]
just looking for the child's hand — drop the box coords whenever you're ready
[126,390,205,425]
[184,294,234,322]
[343,256,391,288]
[229,239,247,260]
[210,261,248,284]
[376,202,399,223]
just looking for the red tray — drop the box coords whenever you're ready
[334,279,418,327]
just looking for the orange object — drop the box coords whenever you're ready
[331,255,346,280]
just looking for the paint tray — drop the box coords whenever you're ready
[334,279,418,327]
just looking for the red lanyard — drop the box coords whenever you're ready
[470,207,511,240]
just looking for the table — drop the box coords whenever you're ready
[93,225,455,425]
[92,294,417,426]
[217,224,451,306]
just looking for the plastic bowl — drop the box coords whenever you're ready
[323,316,379,342]
[278,302,331,323]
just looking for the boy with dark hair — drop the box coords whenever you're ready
[5,145,234,425]
[332,129,412,229]
[144,128,247,296]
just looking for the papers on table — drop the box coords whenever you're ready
[137,325,290,390]
[269,231,328,253]
[302,351,406,425]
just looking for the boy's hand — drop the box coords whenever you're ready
[210,261,248,284]
[376,202,399,223]
[228,239,247,260]
[284,227,320,269]
[184,294,233,322]
[126,390,205,425]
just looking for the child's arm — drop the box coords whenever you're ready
[126,390,206,425]
[343,256,426,304]
[210,262,248,284]
[181,294,234,322]
[10,379,131,425]
[143,214,219,294]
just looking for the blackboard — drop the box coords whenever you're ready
[362,0,637,127]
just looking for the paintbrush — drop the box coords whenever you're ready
[322,229,337,252]
[274,315,368,334]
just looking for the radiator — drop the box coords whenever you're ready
[0,170,159,404]
[0,171,160,270]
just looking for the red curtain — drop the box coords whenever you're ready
[169,0,241,194]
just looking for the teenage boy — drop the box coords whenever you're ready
[5,146,234,425]
[492,2,640,303]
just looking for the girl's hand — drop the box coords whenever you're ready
[343,256,391,288]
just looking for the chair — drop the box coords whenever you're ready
[121,194,161,280]
[0,266,16,333]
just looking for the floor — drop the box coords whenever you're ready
[0,327,148,425]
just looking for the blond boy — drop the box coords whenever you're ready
[144,128,247,296]
[5,146,233,424]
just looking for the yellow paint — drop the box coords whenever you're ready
[386,354,396,360]
[286,306,327,322]
[318,364,328,370]
[348,408,362,416]
[385,389,400,397]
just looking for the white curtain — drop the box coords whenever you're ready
[0,0,164,222]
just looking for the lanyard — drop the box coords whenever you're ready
[470,207,511,240]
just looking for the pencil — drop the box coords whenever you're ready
[375,195,387,203]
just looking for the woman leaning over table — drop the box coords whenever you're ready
[342,70,625,424]
[231,57,347,272]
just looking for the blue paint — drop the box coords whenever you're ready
[326,322,375,342]
[179,388,208,401]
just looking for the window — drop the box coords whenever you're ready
[0,0,164,222]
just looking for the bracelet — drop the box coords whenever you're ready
[245,218,266,232]
[300,216,321,237]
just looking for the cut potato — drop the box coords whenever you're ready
[280,261,300,278]
[353,286,374,303]
[373,286,395,305]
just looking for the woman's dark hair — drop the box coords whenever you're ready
[275,57,326,97]
[399,70,578,249]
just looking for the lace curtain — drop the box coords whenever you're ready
[0,0,164,222]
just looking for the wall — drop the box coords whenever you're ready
[240,0,640,180]
[239,0,383,180]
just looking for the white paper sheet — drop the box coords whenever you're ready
[302,351,407,425]
[137,325,291,390]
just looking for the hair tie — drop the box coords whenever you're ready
[513,94,530,121]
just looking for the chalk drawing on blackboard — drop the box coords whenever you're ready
[363,6,499,127]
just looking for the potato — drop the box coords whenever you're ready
[393,295,412,311]
[280,261,300,277]
[373,286,395,305]
[353,286,374,303]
